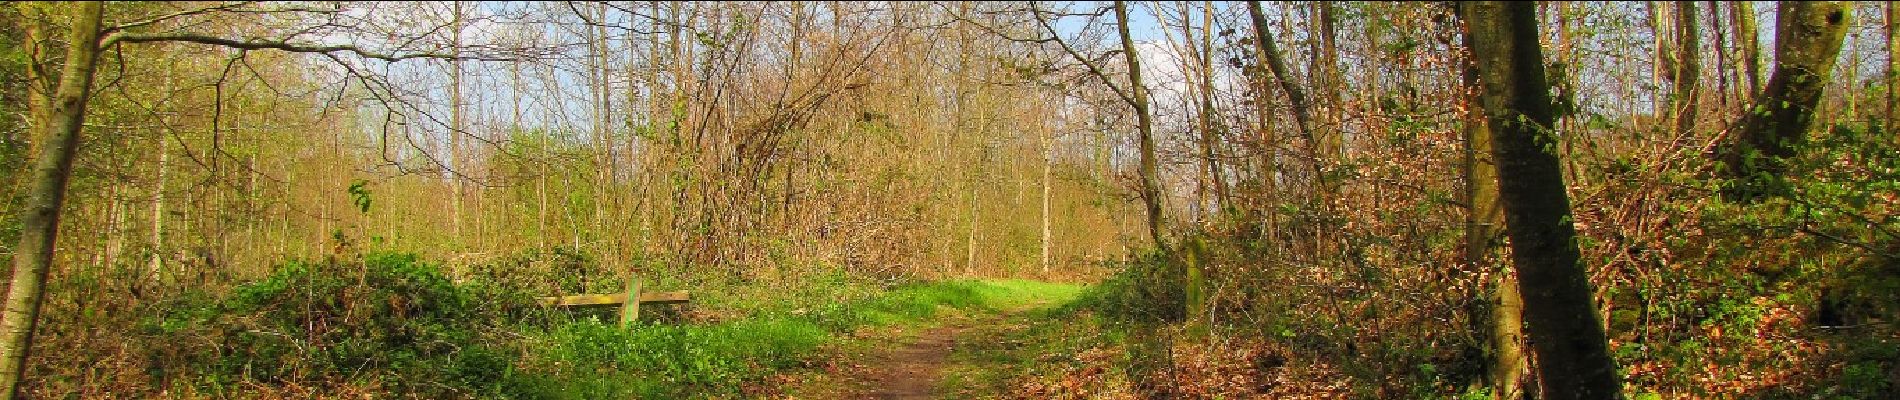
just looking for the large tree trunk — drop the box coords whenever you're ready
[1732,1,1762,97]
[1115,0,1167,250]
[1455,8,1525,398]
[0,2,104,398]
[1673,1,1701,137]
[1459,3,1622,399]
[1720,1,1848,197]
[1649,1,1675,118]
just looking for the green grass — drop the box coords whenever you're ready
[516,279,1084,399]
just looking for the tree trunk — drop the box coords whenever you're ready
[1650,1,1675,118]
[149,129,169,284]
[1243,1,1286,244]
[1708,1,1730,110]
[1720,1,1848,197]
[1311,1,1340,192]
[1307,1,1341,264]
[0,3,104,398]
[1246,1,1315,158]
[449,2,464,246]
[1041,92,1054,275]
[1115,0,1167,250]
[955,1,979,273]
[584,1,618,268]
[1455,8,1525,397]
[1194,1,1225,215]
[1459,3,1622,399]
[1673,1,1701,137]
[1732,1,1761,97]
[1887,2,1897,128]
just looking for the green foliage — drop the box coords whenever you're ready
[516,279,1059,399]
[143,252,531,397]
[465,246,617,296]
[347,179,372,214]
[1598,113,1900,396]
[1073,249,1185,324]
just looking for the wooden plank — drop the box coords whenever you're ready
[537,291,690,307]
[540,293,625,306]
[636,291,690,304]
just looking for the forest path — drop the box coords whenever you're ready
[856,305,1049,399]
[856,318,972,399]
[762,280,1082,399]
[773,302,1052,399]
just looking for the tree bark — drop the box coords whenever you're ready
[449,1,465,245]
[1311,1,1340,191]
[1673,1,1701,137]
[1307,1,1341,263]
[1459,3,1622,399]
[1041,93,1054,275]
[1887,2,1897,128]
[1720,1,1848,196]
[1242,1,1284,244]
[0,3,104,398]
[1732,1,1761,97]
[955,1,979,273]
[149,127,169,284]
[1115,0,1167,250]
[1650,1,1675,118]
[1455,7,1525,398]
[1246,1,1316,150]
[1708,1,1730,110]
[1193,1,1225,215]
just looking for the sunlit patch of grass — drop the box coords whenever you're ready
[519,279,1083,399]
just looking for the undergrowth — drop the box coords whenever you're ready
[132,250,1062,399]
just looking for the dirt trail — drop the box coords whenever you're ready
[774,305,1048,399]
[857,322,967,399]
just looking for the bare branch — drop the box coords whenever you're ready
[106,2,258,33]
[101,32,525,62]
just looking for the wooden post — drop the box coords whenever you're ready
[619,275,641,327]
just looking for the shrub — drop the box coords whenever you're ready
[1074,249,1184,324]
[144,252,528,398]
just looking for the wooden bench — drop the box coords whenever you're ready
[537,277,689,326]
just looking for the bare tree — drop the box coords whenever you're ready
[1,4,538,396]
